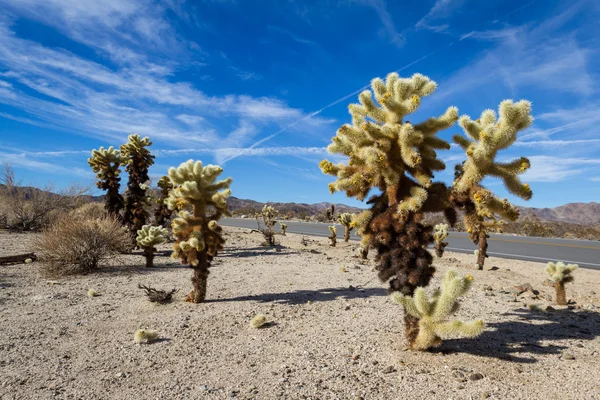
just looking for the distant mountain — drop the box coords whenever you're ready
[3,184,598,226]
[518,202,600,225]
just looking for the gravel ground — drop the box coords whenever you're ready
[1,228,599,400]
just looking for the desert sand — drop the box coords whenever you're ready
[1,227,599,400]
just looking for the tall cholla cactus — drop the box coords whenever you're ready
[88,146,125,219]
[154,176,173,227]
[392,269,484,350]
[319,72,458,348]
[328,225,337,247]
[136,225,169,268]
[546,261,578,305]
[451,100,533,270]
[257,205,278,246]
[166,160,231,303]
[433,223,448,257]
[338,213,355,242]
[121,134,155,236]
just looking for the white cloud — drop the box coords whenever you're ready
[523,156,600,182]
[350,0,404,46]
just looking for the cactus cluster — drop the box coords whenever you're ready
[136,225,169,268]
[154,176,173,227]
[121,134,155,237]
[392,270,484,350]
[88,146,125,218]
[451,101,533,269]
[432,223,448,257]
[320,72,459,347]
[338,213,355,242]
[256,205,278,246]
[546,261,578,305]
[166,160,232,303]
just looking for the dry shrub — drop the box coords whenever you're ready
[69,202,107,220]
[36,215,132,275]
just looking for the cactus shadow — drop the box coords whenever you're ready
[437,307,600,363]
[208,286,387,305]
[220,245,300,258]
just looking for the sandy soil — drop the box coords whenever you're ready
[1,228,599,400]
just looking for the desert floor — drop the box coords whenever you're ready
[1,227,600,400]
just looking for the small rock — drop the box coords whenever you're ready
[383,366,396,374]
[469,373,484,381]
[115,372,125,379]
[562,353,575,360]
[487,266,499,271]
[345,305,351,311]
[372,360,379,366]
[481,392,490,399]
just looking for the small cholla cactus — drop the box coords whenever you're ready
[166,160,232,303]
[451,100,533,270]
[134,329,159,344]
[326,204,336,222]
[392,270,484,350]
[433,223,449,257]
[154,176,173,227]
[136,225,169,268]
[338,213,355,242]
[256,205,278,246]
[280,222,287,235]
[121,134,155,238]
[88,146,125,219]
[250,314,266,328]
[546,261,578,305]
[328,225,337,247]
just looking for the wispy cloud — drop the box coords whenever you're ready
[523,156,600,182]
[350,0,404,46]
[416,0,462,33]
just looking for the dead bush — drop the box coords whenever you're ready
[36,215,132,275]
[69,202,107,221]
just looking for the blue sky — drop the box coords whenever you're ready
[0,0,599,209]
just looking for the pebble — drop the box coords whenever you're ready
[383,366,396,374]
[469,373,484,381]
[562,353,576,360]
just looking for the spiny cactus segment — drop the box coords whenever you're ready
[451,100,533,270]
[136,225,169,268]
[328,225,337,247]
[280,222,287,236]
[121,134,155,238]
[546,261,578,305]
[255,205,278,246]
[433,223,448,257]
[392,269,484,350]
[88,146,125,219]
[166,159,232,303]
[338,213,355,242]
[154,176,173,227]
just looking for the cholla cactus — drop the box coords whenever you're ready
[328,225,337,247]
[319,72,458,348]
[546,261,578,305]
[88,146,124,218]
[326,204,336,222]
[392,269,484,350]
[136,225,169,268]
[166,160,232,303]
[433,223,448,257]
[121,134,155,237]
[154,176,173,227]
[280,222,287,235]
[451,100,533,270]
[338,213,355,242]
[256,205,278,246]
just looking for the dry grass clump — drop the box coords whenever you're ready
[36,215,132,275]
[69,203,107,221]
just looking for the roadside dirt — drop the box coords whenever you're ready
[1,228,599,400]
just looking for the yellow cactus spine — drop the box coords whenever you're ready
[88,146,125,218]
[136,225,169,268]
[392,270,484,350]
[451,100,533,270]
[121,134,155,237]
[546,261,578,305]
[167,160,232,303]
[337,212,355,242]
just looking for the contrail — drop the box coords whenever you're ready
[218,53,434,165]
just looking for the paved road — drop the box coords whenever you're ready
[221,218,600,270]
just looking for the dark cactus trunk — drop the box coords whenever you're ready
[344,226,350,242]
[404,312,420,349]
[143,247,155,268]
[191,251,209,303]
[434,241,448,258]
[476,232,488,270]
[555,281,567,305]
